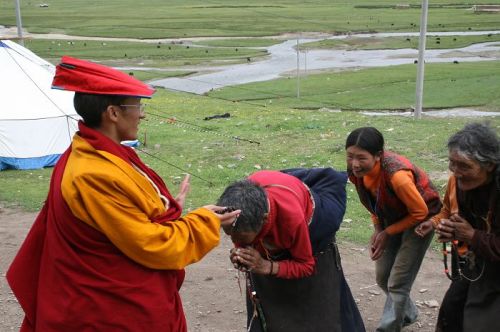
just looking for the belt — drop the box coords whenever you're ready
[315,239,342,271]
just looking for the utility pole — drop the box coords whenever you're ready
[304,47,307,76]
[15,0,24,46]
[296,38,300,98]
[415,0,429,119]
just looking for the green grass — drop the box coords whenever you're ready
[209,61,500,111]
[1,89,498,245]
[22,39,268,67]
[1,0,499,246]
[193,38,282,48]
[0,168,54,211]
[1,0,500,38]
[303,34,500,50]
[126,70,195,82]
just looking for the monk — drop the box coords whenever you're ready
[6,56,239,332]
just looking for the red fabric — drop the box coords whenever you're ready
[52,56,155,97]
[248,171,315,278]
[77,121,182,222]
[7,125,187,331]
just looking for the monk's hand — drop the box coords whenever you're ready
[449,214,475,243]
[415,220,434,238]
[436,218,455,242]
[175,174,190,208]
[371,230,388,261]
[204,205,240,231]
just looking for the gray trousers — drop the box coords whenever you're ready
[375,226,433,332]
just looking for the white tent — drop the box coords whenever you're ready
[0,40,78,170]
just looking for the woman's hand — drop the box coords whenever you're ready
[435,214,474,243]
[175,174,190,208]
[449,214,475,243]
[415,220,434,238]
[371,230,389,261]
[229,247,251,272]
[230,247,272,275]
[436,218,456,242]
[369,227,381,249]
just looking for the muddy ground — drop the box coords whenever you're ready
[0,206,448,331]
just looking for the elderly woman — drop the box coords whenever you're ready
[219,168,365,332]
[416,122,500,332]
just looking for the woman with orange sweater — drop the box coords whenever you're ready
[345,127,442,332]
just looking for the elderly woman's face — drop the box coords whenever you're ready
[448,150,494,191]
[231,231,258,247]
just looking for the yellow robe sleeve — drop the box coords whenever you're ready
[62,137,221,270]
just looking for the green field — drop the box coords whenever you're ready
[209,61,500,111]
[1,88,499,243]
[303,34,500,50]
[1,0,499,245]
[21,39,269,67]
[1,0,500,38]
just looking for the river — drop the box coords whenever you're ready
[2,26,499,102]
[150,31,500,95]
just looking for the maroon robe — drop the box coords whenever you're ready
[7,123,188,331]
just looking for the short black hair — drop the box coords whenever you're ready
[345,126,385,156]
[217,179,268,233]
[73,92,128,128]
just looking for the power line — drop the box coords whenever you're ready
[150,69,363,111]
[136,147,215,186]
[145,109,261,145]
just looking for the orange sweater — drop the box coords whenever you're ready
[430,176,459,228]
[363,161,429,235]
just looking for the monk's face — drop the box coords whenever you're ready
[116,97,145,141]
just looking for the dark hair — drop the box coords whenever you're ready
[73,93,128,128]
[448,122,500,168]
[345,127,385,155]
[217,179,268,233]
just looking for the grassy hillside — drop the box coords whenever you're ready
[1,89,498,244]
[209,61,500,111]
[1,0,498,245]
[1,0,500,38]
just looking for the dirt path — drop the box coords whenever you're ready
[0,206,448,331]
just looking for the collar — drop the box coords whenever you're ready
[253,197,274,245]
[365,159,381,179]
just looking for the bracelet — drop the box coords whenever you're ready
[268,260,274,276]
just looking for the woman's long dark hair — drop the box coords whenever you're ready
[345,127,384,156]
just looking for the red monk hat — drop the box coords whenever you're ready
[52,56,155,98]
